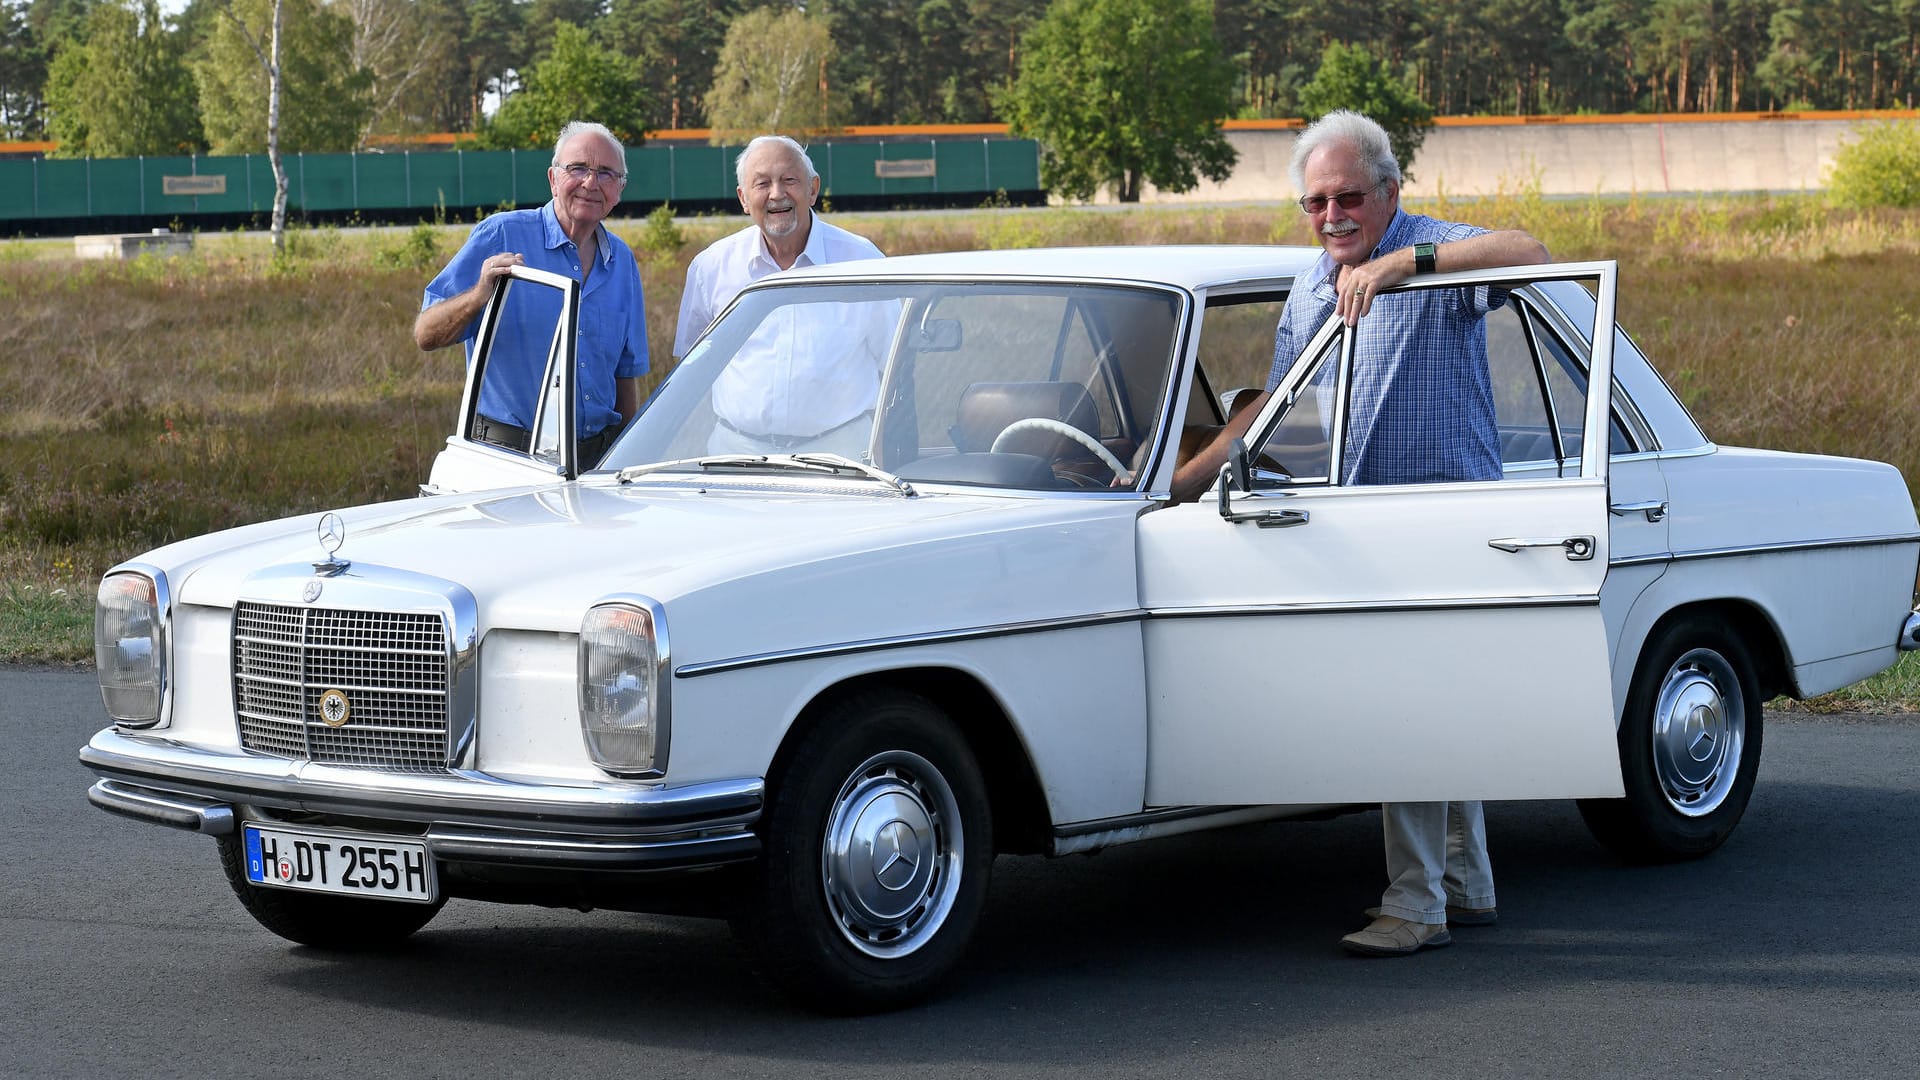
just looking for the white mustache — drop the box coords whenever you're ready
[1321,220,1359,238]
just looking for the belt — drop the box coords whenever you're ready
[476,414,621,467]
[473,415,532,453]
[715,411,873,451]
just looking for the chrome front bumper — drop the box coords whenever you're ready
[81,728,761,871]
[1901,609,1920,651]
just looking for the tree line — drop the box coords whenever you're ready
[1,0,1914,157]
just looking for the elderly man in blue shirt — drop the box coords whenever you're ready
[1172,110,1550,958]
[415,120,648,468]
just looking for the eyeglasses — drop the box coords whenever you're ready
[1297,186,1378,215]
[556,163,627,185]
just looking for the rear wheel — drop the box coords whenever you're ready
[217,835,444,948]
[1578,616,1763,861]
[736,689,992,1013]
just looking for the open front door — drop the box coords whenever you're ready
[1139,263,1626,806]
[424,265,581,495]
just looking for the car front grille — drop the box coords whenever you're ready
[232,601,451,770]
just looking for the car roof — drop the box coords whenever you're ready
[768,245,1326,292]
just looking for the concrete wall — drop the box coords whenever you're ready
[1124,116,1883,204]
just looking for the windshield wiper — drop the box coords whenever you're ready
[616,453,915,495]
[787,453,917,495]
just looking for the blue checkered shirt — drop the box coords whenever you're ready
[1266,210,1505,485]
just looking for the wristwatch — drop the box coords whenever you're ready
[1414,241,1437,275]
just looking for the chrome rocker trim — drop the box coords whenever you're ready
[81,729,762,871]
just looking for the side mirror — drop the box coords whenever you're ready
[1218,437,1309,529]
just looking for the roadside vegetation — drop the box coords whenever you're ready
[4,193,1918,708]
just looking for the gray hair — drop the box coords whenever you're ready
[552,121,627,173]
[1288,110,1400,193]
[735,135,819,187]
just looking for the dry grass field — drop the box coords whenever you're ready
[3,193,1918,702]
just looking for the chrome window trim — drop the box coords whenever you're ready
[231,562,479,769]
[1521,283,1659,453]
[681,276,1197,498]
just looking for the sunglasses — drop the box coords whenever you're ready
[1297,185,1379,215]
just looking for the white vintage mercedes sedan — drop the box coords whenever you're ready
[83,248,1920,1010]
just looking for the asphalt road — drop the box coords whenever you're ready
[7,666,1919,1080]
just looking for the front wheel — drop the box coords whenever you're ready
[736,689,992,1012]
[1578,616,1763,862]
[216,835,444,949]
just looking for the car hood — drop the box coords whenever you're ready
[167,477,1145,664]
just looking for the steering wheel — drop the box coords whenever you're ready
[990,417,1135,485]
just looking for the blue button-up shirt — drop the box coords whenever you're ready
[1267,209,1505,485]
[423,202,648,435]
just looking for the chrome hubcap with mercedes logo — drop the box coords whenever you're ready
[820,750,964,958]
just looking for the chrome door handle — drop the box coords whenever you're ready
[1609,499,1668,522]
[1223,506,1311,528]
[1489,535,1595,561]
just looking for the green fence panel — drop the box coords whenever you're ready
[398,151,463,211]
[816,142,882,197]
[984,139,1041,193]
[443,150,515,208]
[30,159,92,217]
[346,153,408,210]
[626,144,674,203]
[154,157,263,214]
[0,160,35,219]
[932,140,989,195]
[288,153,355,211]
[82,158,147,215]
[874,140,938,198]
[668,145,732,203]
[143,156,215,217]
[508,150,551,206]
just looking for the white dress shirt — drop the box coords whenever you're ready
[673,213,884,357]
[675,213,888,441]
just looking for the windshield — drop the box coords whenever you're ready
[604,281,1184,491]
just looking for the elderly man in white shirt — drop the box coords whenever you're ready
[673,135,888,459]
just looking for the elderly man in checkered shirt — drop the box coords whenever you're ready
[1172,110,1550,957]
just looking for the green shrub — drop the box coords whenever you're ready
[637,204,685,258]
[1827,121,1920,209]
[374,222,440,270]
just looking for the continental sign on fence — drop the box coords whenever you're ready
[161,175,226,196]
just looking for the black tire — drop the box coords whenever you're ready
[1578,615,1764,862]
[216,835,444,949]
[736,689,992,1013]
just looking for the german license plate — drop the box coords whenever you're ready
[243,822,437,903]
